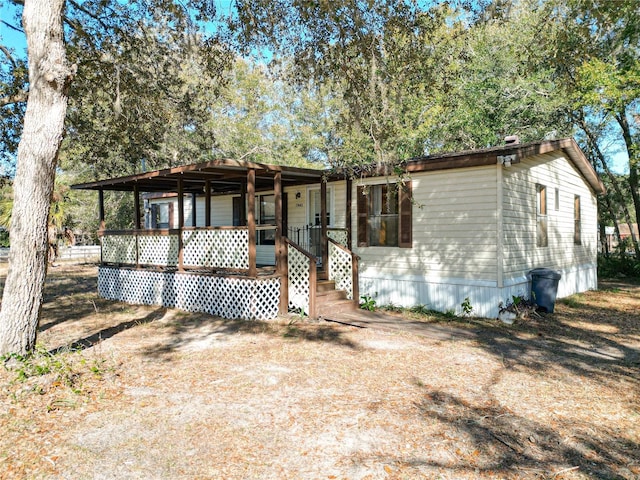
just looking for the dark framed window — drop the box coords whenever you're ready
[357,181,412,248]
[258,194,275,245]
[574,195,581,245]
[151,202,173,229]
[536,184,548,247]
[233,193,285,244]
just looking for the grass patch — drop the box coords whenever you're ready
[559,294,585,308]
[2,343,114,405]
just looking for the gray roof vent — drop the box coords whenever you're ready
[504,135,520,145]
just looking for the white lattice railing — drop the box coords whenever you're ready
[327,228,348,247]
[101,228,250,270]
[139,233,179,266]
[286,239,316,316]
[328,238,357,301]
[102,234,137,264]
[182,229,249,269]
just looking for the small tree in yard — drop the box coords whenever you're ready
[0,0,74,355]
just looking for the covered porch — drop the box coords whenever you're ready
[72,159,359,320]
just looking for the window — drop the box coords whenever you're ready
[150,202,172,229]
[555,188,560,211]
[308,187,331,226]
[258,194,275,245]
[574,195,581,245]
[536,184,548,247]
[233,193,286,244]
[369,184,398,246]
[357,182,412,248]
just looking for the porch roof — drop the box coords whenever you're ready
[71,158,326,194]
[72,137,605,196]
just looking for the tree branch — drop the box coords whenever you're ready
[0,90,29,106]
[0,45,17,67]
[0,19,23,34]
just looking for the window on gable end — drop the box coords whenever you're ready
[574,195,581,245]
[536,184,548,247]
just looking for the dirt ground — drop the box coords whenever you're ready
[0,264,639,480]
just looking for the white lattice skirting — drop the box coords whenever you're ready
[328,242,353,300]
[98,266,280,320]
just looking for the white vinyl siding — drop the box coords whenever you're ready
[147,182,348,232]
[284,181,347,231]
[354,166,499,281]
[331,181,347,229]
[502,152,597,281]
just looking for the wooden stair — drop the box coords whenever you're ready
[315,274,357,318]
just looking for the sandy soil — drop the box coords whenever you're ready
[0,264,638,479]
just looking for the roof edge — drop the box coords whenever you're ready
[405,138,605,195]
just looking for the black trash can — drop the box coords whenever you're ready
[529,268,562,312]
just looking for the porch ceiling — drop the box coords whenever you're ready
[71,158,326,194]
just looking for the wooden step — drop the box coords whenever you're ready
[316,279,336,293]
[316,288,347,302]
[317,298,357,318]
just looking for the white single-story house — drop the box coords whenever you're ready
[73,137,605,319]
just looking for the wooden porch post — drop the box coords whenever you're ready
[247,169,257,277]
[98,189,105,232]
[321,179,328,274]
[191,192,197,227]
[240,181,247,226]
[98,189,105,264]
[274,171,288,313]
[205,179,211,227]
[346,176,353,249]
[178,177,184,271]
[133,184,141,267]
[133,184,141,230]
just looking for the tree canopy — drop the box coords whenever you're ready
[0,0,639,354]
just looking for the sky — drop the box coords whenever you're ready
[0,2,25,55]
[0,0,632,175]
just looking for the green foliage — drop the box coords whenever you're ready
[2,345,81,393]
[443,309,457,319]
[0,175,81,231]
[598,253,640,279]
[409,304,431,315]
[380,302,403,313]
[0,228,8,247]
[59,2,234,179]
[460,297,474,317]
[228,1,460,167]
[543,0,640,259]
[1,0,638,265]
[359,293,377,312]
[559,294,584,309]
[499,295,537,319]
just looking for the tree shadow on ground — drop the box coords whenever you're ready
[456,285,640,392]
[371,387,638,479]
[48,306,169,355]
[134,316,360,360]
[470,316,639,390]
[30,265,361,356]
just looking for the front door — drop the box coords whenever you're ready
[308,187,331,260]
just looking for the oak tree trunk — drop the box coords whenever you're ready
[0,0,73,355]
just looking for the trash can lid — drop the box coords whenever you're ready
[529,268,562,279]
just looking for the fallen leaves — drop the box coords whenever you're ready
[0,265,638,479]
